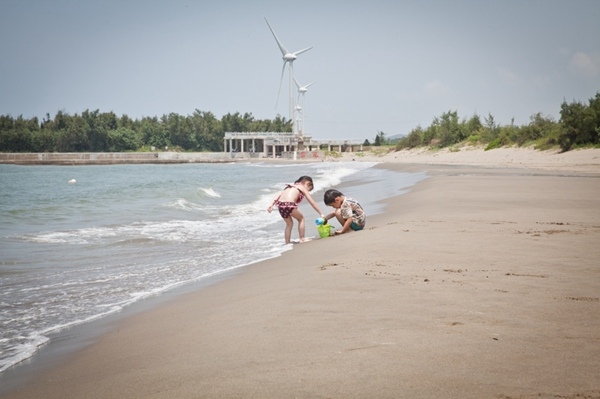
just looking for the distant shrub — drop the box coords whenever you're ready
[370,146,393,156]
[324,150,342,158]
[485,138,502,151]
[466,134,481,145]
[397,126,424,149]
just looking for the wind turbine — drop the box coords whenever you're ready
[295,104,303,137]
[264,17,312,130]
[294,77,315,136]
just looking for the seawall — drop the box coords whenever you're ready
[0,152,288,165]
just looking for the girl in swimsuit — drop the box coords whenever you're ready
[267,176,326,244]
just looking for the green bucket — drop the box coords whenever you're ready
[317,224,333,238]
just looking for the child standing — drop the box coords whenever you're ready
[322,189,366,235]
[268,176,326,244]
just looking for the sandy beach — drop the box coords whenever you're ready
[336,146,600,174]
[2,147,599,399]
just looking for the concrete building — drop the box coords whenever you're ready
[223,132,364,159]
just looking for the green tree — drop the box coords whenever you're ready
[119,114,135,130]
[191,110,222,151]
[270,114,292,132]
[57,115,89,152]
[422,123,437,146]
[559,98,597,151]
[141,116,169,149]
[31,129,57,152]
[0,115,14,131]
[437,110,463,147]
[53,110,69,131]
[108,127,141,151]
[0,127,32,152]
[517,113,559,147]
[222,112,254,133]
[397,126,423,149]
[465,114,483,136]
[373,131,386,146]
[82,109,110,151]
[474,113,498,146]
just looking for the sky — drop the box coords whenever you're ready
[1,0,599,141]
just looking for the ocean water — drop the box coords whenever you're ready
[0,161,426,374]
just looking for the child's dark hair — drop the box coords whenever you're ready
[294,176,313,185]
[323,189,343,205]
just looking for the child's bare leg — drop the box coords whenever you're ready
[283,217,294,244]
[291,209,309,242]
[334,209,345,226]
[298,216,306,241]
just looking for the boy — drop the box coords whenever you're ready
[322,189,366,235]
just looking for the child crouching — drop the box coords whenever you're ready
[322,189,366,235]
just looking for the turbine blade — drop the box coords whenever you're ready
[293,76,301,89]
[292,46,313,56]
[264,17,288,56]
[275,62,286,109]
[306,81,316,88]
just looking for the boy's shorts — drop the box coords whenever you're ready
[350,222,363,231]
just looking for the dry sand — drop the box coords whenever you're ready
[334,146,600,174]
[2,147,600,399]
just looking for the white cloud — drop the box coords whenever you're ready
[569,51,600,77]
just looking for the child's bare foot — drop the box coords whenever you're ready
[299,237,313,243]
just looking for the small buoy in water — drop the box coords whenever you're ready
[68,179,76,184]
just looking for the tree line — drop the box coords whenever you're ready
[0,110,291,153]
[1,93,598,153]
[394,93,600,152]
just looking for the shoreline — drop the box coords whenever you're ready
[0,160,407,391]
[1,146,599,174]
[2,151,599,398]
[0,267,251,396]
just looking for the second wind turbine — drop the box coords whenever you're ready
[264,17,312,132]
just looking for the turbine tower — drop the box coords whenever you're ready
[294,77,315,136]
[264,17,312,131]
[295,104,302,137]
